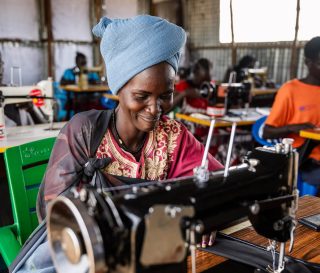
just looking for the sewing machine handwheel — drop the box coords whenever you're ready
[47,195,107,273]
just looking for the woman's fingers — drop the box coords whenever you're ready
[208,230,217,246]
[201,231,217,248]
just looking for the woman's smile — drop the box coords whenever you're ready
[137,113,161,123]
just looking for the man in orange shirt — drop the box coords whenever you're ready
[263,36,320,185]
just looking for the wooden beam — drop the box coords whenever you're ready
[44,0,54,78]
[229,0,237,66]
[190,41,306,50]
[90,0,103,66]
[290,0,300,79]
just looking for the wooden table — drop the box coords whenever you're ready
[0,122,65,153]
[60,84,110,119]
[103,93,119,101]
[60,85,109,92]
[188,195,320,272]
[176,108,269,128]
[300,128,320,141]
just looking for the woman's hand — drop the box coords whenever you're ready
[200,231,217,248]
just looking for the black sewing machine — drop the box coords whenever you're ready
[219,82,252,114]
[47,131,300,273]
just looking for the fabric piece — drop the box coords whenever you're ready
[92,15,186,94]
[96,116,223,180]
[37,109,112,220]
[265,79,320,161]
[14,240,55,273]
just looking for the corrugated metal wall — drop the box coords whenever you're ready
[191,46,307,85]
[185,0,308,85]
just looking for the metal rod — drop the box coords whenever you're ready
[10,67,13,86]
[201,119,215,167]
[224,122,237,178]
[190,228,196,273]
[277,242,285,272]
[18,67,22,86]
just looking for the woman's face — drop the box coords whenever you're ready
[117,62,175,132]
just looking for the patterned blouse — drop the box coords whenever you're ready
[96,116,222,180]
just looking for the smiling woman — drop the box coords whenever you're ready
[37,15,223,221]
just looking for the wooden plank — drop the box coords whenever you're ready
[60,84,109,92]
[300,129,320,141]
[251,88,278,96]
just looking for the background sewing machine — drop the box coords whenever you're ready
[73,65,104,89]
[0,78,55,138]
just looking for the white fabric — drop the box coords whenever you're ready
[19,108,35,126]
[0,0,39,40]
[4,114,17,127]
[52,0,92,41]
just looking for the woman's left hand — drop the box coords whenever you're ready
[201,230,217,248]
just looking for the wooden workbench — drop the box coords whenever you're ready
[300,128,320,141]
[187,195,320,272]
[0,122,65,153]
[175,108,269,128]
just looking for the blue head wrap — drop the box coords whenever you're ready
[92,15,186,94]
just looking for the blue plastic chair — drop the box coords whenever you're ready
[252,116,318,196]
[297,173,318,196]
[252,116,281,147]
[53,82,68,121]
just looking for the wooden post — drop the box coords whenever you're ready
[44,0,53,78]
[290,0,300,79]
[90,0,103,66]
[230,0,237,66]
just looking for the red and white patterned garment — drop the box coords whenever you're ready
[96,116,223,180]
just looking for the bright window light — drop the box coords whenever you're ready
[220,0,320,43]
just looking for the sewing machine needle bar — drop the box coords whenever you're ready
[201,119,216,168]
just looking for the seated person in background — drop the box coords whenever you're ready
[263,36,320,185]
[176,66,191,82]
[223,55,256,83]
[60,52,99,85]
[60,52,116,115]
[174,58,214,114]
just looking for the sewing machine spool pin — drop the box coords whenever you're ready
[223,122,237,178]
[194,119,216,183]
